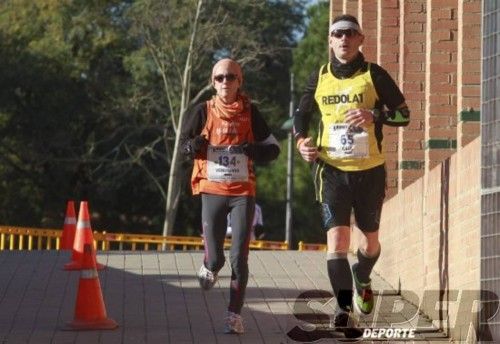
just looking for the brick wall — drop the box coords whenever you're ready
[399,1,426,191]
[349,138,481,342]
[457,0,481,149]
[377,0,401,198]
[424,0,458,175]
[376,137,481,341]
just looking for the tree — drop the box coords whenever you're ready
[0,0,133,227]
[125,0,305,236]
[288,0,331,243]
[292,0,329,88]
[0,0,306,237]
[0,0,177,231]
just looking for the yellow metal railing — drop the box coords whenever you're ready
[0,226,298,252]
[0,226,61,250]
[298,241,327,251]
[0,226,323,252]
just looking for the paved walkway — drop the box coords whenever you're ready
[0,251,448,343]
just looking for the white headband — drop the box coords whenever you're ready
[329,20,362,34]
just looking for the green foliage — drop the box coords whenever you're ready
[122,0,306,235]
[255,139,324,245]
[0,0,329,245]
[291,154,324,244]
[288,1,332,244]
[292,0,329,91]
[0,0,326,243]
[0,0,162,230]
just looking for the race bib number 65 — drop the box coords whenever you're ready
[326,124,369,159]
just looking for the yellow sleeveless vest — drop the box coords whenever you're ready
[314,63,384,171]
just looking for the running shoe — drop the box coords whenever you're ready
[330,306,362,339]
[224,311,244,334]
[331,306,351,328]
[197,264,217,290]
[353,263,374,315]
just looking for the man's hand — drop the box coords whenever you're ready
[296,137,318,162]
[345,108,374,127]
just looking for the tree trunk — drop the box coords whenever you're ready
[162,0,203,237]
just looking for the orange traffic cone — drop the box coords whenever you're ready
[64,201,104,270]
[64,244,118,330]
[60,201,77,250]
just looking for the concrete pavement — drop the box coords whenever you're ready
[0,250,448,343]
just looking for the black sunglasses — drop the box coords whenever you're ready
[331,29,358,39]
[214,74,237,83]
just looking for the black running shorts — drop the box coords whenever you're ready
[312,161,386,232]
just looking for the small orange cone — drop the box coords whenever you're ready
[64,201,104,270]
[60,201,77,250]
[64,244,118,330]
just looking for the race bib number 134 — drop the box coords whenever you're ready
[207,145,249,182]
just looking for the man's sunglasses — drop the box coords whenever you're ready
[214,74,237,83]
[331,29,358,39]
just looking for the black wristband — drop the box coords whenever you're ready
[371,109,381,122]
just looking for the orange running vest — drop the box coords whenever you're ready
[191,99,256,196]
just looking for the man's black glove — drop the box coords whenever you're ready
[191,135,208,153]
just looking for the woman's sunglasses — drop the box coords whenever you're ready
[331,29,358,39]
[214,74,237,83]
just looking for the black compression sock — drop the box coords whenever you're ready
[327,252,353,310]
[354,247,381,284]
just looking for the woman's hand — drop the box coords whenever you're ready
[191,135,209,153]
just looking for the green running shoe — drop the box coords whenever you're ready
[353,264,374,315]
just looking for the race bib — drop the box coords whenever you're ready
[326,124,369,159]
[207,145,249,182]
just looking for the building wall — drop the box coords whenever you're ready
[375,138,481,341]
[329,0,483,342]
[349,137,481,341]
[480,1,500,342]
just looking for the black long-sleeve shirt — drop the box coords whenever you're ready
[293,58,406,139]
[180,102,280,162]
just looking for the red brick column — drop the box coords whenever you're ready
[378,0,401,198]
[456,0,481,149]
[424,0,458,171]
[345,0,359,15]
[330,0,346,60]
[359,0,378,61]
[330,0,344,22]
[398,0,427,188]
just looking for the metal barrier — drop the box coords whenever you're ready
[0,226,61,250]
[297,241,327,251]
[0,226,294,252]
